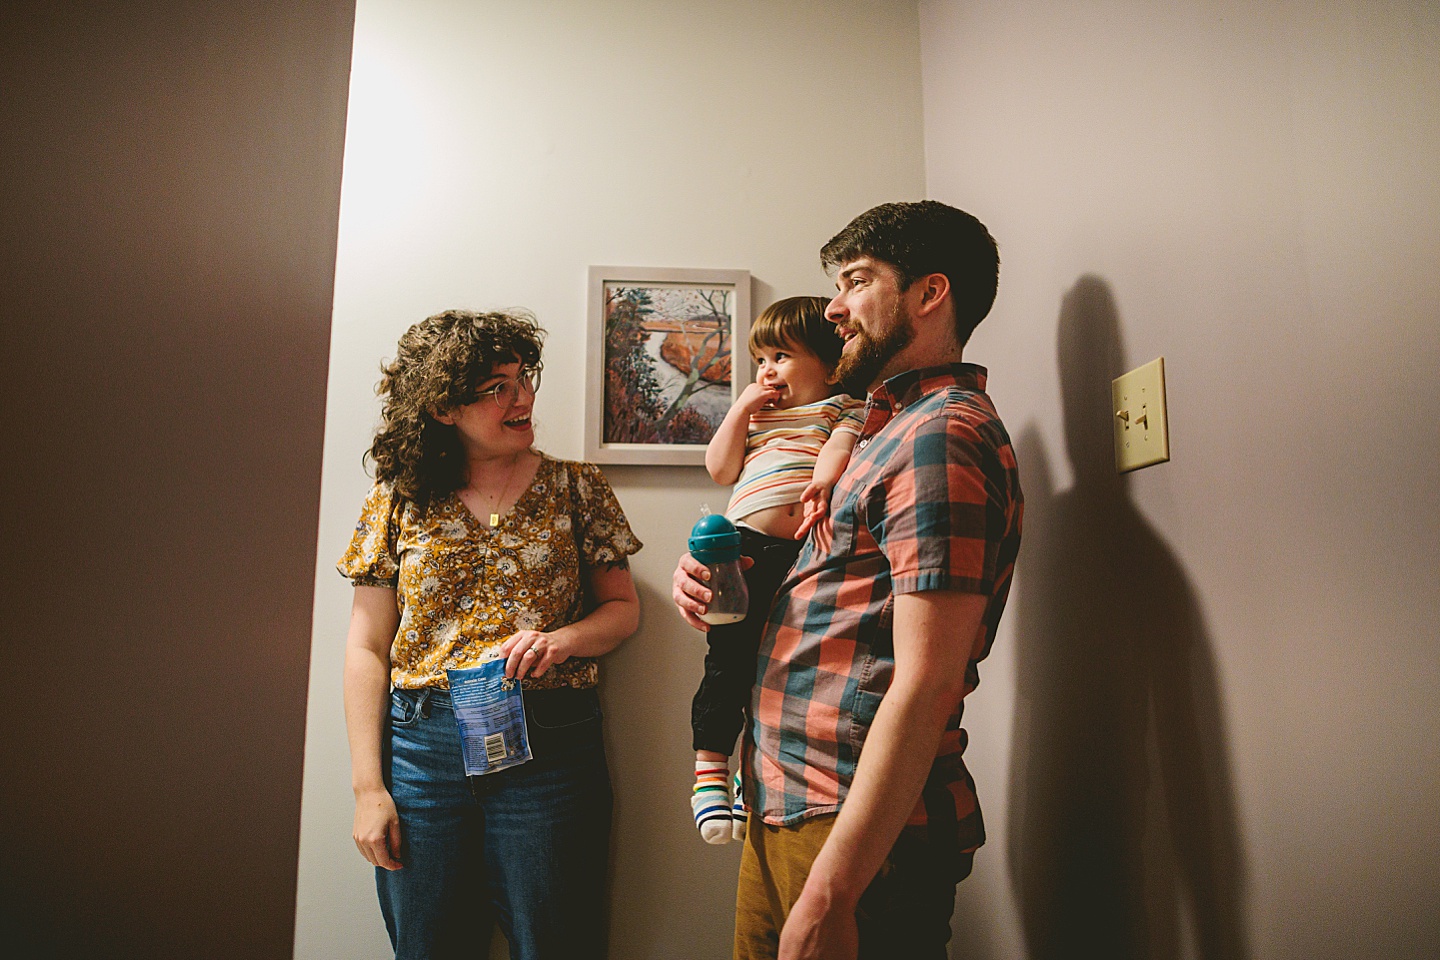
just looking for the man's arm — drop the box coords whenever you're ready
[778,588,988,960]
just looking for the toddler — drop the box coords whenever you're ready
[690,296,865,843]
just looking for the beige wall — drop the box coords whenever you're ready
[1,1,353,957]
[919,1,1440,958]
[292,2,926,957]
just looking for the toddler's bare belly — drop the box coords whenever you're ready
[738,502,803,541]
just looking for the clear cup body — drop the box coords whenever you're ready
[697,559,749,625]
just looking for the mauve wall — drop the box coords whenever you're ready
[919,1,1440,958]
[1,2,354,957]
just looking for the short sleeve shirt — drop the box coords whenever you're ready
[725,396,866,523]
[337,455,643,690]
[743,364,1022,856]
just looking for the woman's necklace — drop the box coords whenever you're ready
[467,452,525,527]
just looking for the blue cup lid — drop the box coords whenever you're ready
[688,512,741,564]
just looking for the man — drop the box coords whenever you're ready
[672,200,1023,960]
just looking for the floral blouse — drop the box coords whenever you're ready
[338,455,643,690]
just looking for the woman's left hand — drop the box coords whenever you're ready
[499,630,569,680]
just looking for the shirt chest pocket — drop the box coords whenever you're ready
[845,651,890,756]
[823,474,871,558]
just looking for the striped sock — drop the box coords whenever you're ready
[730,769,747,842]
[691,761,733,844]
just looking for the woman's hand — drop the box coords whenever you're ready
[353,786,403,871]
[343,586,403,871]
[499,630,570,680]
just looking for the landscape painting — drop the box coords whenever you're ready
[585,267,750,465]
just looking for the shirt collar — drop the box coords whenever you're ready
[870,362,989,414]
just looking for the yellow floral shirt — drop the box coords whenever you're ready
[338,455,643,690]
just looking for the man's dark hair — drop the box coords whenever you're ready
[820,200,1000,346]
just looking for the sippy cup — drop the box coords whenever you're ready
[687,507,749,625]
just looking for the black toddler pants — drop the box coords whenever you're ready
[690,526,804,754]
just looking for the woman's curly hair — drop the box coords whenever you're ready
[366,309,545,507]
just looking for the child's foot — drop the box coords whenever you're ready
[692,760,733,844]
[730,770,747,842]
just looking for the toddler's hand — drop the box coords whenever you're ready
[795,481,832,539]
[738,381,780,414]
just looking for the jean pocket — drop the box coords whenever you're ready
[389,690,424,727]
[526,689,601,731]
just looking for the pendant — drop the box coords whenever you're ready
[489,513,500,526]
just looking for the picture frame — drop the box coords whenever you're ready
[584,266,751,465]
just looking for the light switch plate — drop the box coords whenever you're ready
[1111,357,1170,473]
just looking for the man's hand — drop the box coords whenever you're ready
[671,551,753,631]
[778,883,859,960]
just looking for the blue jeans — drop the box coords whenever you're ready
[379,685,613,960]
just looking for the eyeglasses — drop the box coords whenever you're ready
[473,367,542,411]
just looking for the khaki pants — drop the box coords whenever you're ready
[733,815,970,960]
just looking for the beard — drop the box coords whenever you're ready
[831,302,914,394]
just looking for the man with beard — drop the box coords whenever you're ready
[672,201,1023,960]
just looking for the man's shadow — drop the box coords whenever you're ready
[1006,277,1247,960]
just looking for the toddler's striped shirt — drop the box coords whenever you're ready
[724,395,865,523]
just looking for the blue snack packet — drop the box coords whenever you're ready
[446,659,533,776]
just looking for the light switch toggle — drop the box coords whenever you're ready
[1133,409,1148,428]
[1115,408,1130,423]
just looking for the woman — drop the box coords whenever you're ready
[339,309,642,960]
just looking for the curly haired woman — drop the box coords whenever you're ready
[338,309,642,960]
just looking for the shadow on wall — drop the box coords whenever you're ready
[1007,277,1248,960]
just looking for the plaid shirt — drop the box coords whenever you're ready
[742,363,1022,858]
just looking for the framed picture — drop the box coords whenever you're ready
[585,266,751,465]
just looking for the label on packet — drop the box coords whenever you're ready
[446,659,532,776]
